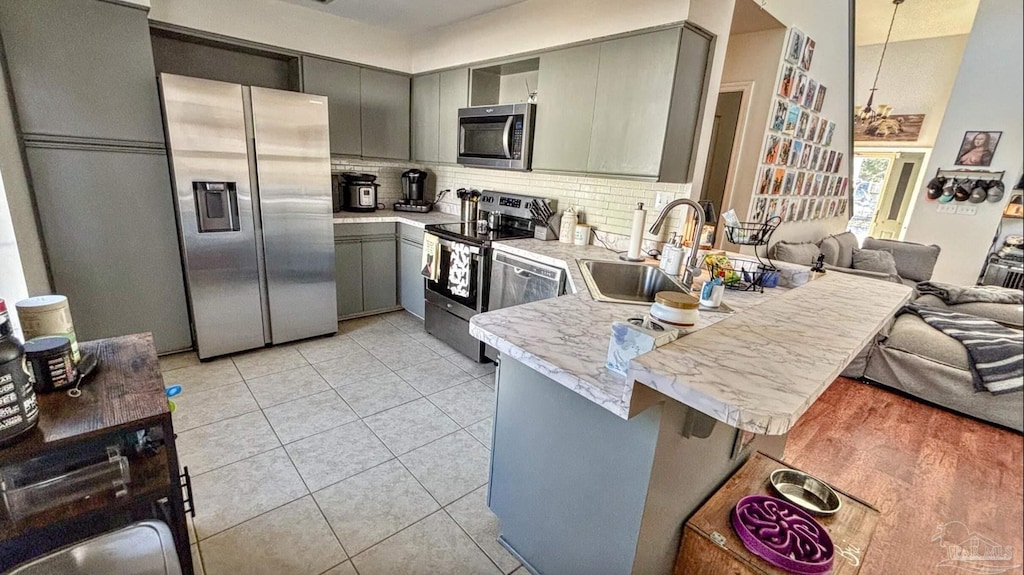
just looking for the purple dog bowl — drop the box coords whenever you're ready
[731,495,834,574]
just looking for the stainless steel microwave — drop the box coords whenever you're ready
[457,103,535,171]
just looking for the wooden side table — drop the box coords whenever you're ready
[0,334,193,574]
[675,452,879,575]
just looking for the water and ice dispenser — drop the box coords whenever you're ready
[193,181,239,233]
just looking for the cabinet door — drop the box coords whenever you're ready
[335,240,364,318]
[588,29,681,177]
[398,230,426,318]
[438,68,470,163]
[361,237,399,311]
[532,44,601,172]
[360,69,411,160]
[0,0,165,142]
[25,147,191,352]
[411,74,440,162]
[302,56,362,156]
[659,26,714,183]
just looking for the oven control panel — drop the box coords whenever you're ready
[478,190,556,222]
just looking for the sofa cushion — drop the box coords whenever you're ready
[772,241,821,266]
[863,237,941,282]
[915,294,1024,328]
[818,232,859,268]
[885,314,970,370]
[852,248,899,277]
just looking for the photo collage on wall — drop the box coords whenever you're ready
[751,28,848,224]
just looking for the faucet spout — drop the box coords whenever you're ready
[648,198,705,289]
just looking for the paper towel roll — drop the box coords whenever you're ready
[627,204,646,260]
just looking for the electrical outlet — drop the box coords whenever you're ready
[956,205,978,216]
[655,191,673,211]
[937,204,958,214]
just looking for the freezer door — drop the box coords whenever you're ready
[250,87,337,343]
[159,74,266,358]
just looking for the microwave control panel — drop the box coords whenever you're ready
[510,121,523,160]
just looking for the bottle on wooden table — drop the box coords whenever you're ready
[0,299,40,447]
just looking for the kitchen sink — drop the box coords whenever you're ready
[579,260,690,304]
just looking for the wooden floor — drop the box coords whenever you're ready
[785,378,1023,575]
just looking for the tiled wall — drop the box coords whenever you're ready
[332,157,695,250]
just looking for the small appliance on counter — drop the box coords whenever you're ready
[341,172,382,212]
[394,169,430,213]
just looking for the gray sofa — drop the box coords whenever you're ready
[851,295,1023,432]
[771,232,941,286]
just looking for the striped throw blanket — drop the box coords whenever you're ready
[901,304,1023,394]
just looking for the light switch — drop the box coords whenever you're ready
[655,191,673,210]
[956,205,978,216]
[937,204,957,214]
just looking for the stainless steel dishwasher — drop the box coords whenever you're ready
[488,251,566,311]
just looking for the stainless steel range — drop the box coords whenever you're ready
[424,190,555,362]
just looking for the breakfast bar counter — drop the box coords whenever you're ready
[468,240,912,575]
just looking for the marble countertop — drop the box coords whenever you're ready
[333,209,461,228]
[471,239,914,434]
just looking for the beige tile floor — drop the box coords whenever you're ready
[162,311,525,575]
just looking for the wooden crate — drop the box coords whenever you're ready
[674,452,879,575]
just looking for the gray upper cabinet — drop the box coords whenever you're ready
[588,29,681,177]
[438,68,469,164]
[411,73,440,162]
[361,69,410,160]
[302,56,362,156]
[532,44,601,173]
[0,0,165,143]
[659,25,714,183]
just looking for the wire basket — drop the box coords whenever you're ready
[705,256,779,292]
[724,216,781,246]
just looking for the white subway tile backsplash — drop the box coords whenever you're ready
[330,157,692,243]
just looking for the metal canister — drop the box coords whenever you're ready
[16,295,79,362]
[0,316,39,447]
[460,199,478,223]
[24,336,77,393]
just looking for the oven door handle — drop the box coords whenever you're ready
[501,116,513,159]
[436,237,481,255]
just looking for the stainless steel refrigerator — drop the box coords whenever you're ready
[159,73,337,359]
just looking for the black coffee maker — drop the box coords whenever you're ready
[395,169,431,213]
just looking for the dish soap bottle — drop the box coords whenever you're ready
[559,206,577,244]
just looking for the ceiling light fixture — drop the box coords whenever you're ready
[854,0,904,125]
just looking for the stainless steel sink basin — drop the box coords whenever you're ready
[579,260,689,304]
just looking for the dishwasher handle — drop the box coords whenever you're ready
[493,251,564,281]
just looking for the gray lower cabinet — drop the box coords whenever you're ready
[25,147,192,352]
[360,69,410,160]
[0,0,165,143]
[411,73,440,162]
[334,224,399,318]
[438,68,469,163]
[588,29,681,177]
[334,239,364,318]
[302,56,362,156]
[398,225,426,318]
[532,44,601,172]
[362,237,399,311]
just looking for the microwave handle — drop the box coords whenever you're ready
[501,116,513,159]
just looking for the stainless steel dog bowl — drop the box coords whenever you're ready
[769,469,842,516]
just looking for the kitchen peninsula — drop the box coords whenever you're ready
[469,239,913,575]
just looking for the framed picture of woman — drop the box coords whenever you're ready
[955,131,1002,166]
[785,28,806,64]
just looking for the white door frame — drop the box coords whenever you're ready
[854,145,933,239]
[714,81,754,249]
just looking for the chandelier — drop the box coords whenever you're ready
[854,0,904,124]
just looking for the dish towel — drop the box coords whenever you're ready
[448,242,472,298]
[421,233,441,282]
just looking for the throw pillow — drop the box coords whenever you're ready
[773,241,821,266]
[851,248,899,277]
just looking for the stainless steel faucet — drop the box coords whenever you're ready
[649,198,705,289]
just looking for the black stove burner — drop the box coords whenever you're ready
[427,222,534,244]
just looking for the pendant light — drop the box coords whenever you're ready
[854,0,904,125]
